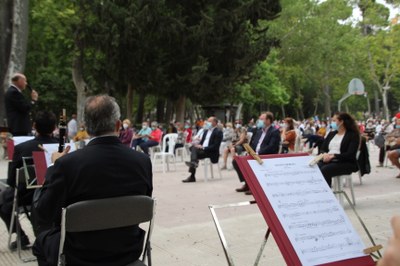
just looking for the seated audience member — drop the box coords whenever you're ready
[184,122,193,143]
[318,112,360,187]
[221,124,247,169]
[138,121,162,155]
[173,124,186,153]
[386,118,400,178]
[220,122,234,155]
[0,111,58,250]
[233,112,280,194]
[32,95,152,266]
[73,124,89,142]
[119,119,134,147]
[182,116,223,183]
[377,216,400,266]
[377,119,395,167]
[131,121,152,150]
[280,117,296,154]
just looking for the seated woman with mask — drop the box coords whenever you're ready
[318,112,360,187]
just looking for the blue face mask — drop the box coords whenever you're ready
[204,122,212,130]
[256,120,265,129]
[396,125,400,129]
[330,122,338,131]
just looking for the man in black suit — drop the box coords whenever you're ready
[32,95,153,266]
[233,112,280,194]
[182,116,223,183]
[0,111,58,250]
[5,73,39,136]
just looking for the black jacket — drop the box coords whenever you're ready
[200,127,223,163]
[5,86,34,135]
[35,136,153,266]
[321,130,360,164]
[250,126,281,155]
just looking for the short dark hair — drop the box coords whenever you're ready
[84,95,120,136]
[34,111,56,135]
[262,111,274,123]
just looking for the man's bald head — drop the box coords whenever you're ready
[11,73,27,90]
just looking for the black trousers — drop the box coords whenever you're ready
[188,147,210,176]
[33,227,60,266]
[0,187,29,237]
[232,159,245,183]
[318,161,358,187]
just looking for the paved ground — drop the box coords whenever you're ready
[0,145,399,265]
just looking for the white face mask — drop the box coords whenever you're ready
[123,123,129,129]
[142,124,147,129]
[235,124,241,129]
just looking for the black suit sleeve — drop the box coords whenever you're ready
[6,89,33,113]
[258,128,280,155]
[204,129,223,152]
[35,162,68,225]
[335,131,360,162]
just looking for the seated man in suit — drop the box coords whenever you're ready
[32,95,153,266]
[0,111,58,250]
[182,116,223,183]
[233,111,280,194]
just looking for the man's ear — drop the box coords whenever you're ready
[115,120,122,133]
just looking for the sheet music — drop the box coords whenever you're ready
[42,143,76,167]
[13,136,34,146]
[248,156,366,266]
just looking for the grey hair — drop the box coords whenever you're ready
[151,121,158,127]
[84,95,120,136]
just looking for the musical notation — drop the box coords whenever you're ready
[247,156,366,266]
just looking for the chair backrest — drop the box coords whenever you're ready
[19,157,39,189]
[161,133,178,154]
[59,195,155,265]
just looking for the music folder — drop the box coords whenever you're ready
[234,153,375,266]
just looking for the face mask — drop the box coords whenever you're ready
[282,124,287,129]
[152,127,157,130]
[235,124,241,129]
[204,122,212,130]
[396,125,400,129]
[184,125,189,129]
[123,123,129,129]
[142,125,147,129]
[79,128,84,131]
[256,120,265,129]
[330,122,338,131]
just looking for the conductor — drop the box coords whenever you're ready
[5,73,39,136]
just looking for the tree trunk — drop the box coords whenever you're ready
[156,97,165,123]
[381,87,390,121]
[323,84,331,116]
[135,91,145,124]
[126,83,134,121]
[165,99,173,123]
[175,95,186,124]
[0,0,29,125]
[72,40,88,124]
[373,89,379,117]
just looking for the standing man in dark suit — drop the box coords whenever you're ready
[5,73,39,136]
[32,95,153,266]
[182,116,223,183]
[0,111,58,250]
[233,111,280,194]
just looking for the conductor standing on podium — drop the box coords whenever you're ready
[5,73,39,136]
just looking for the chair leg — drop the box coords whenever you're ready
[203,160,208,182]
[348,175,356,206]
[209,161,214,179]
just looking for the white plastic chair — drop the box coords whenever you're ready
[153,133,177,173]
[202,158,222,182]
[332,174,356,206]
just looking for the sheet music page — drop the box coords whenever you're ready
[13,136,35,146]
[248,156,366,266]
[42,143,76,167]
